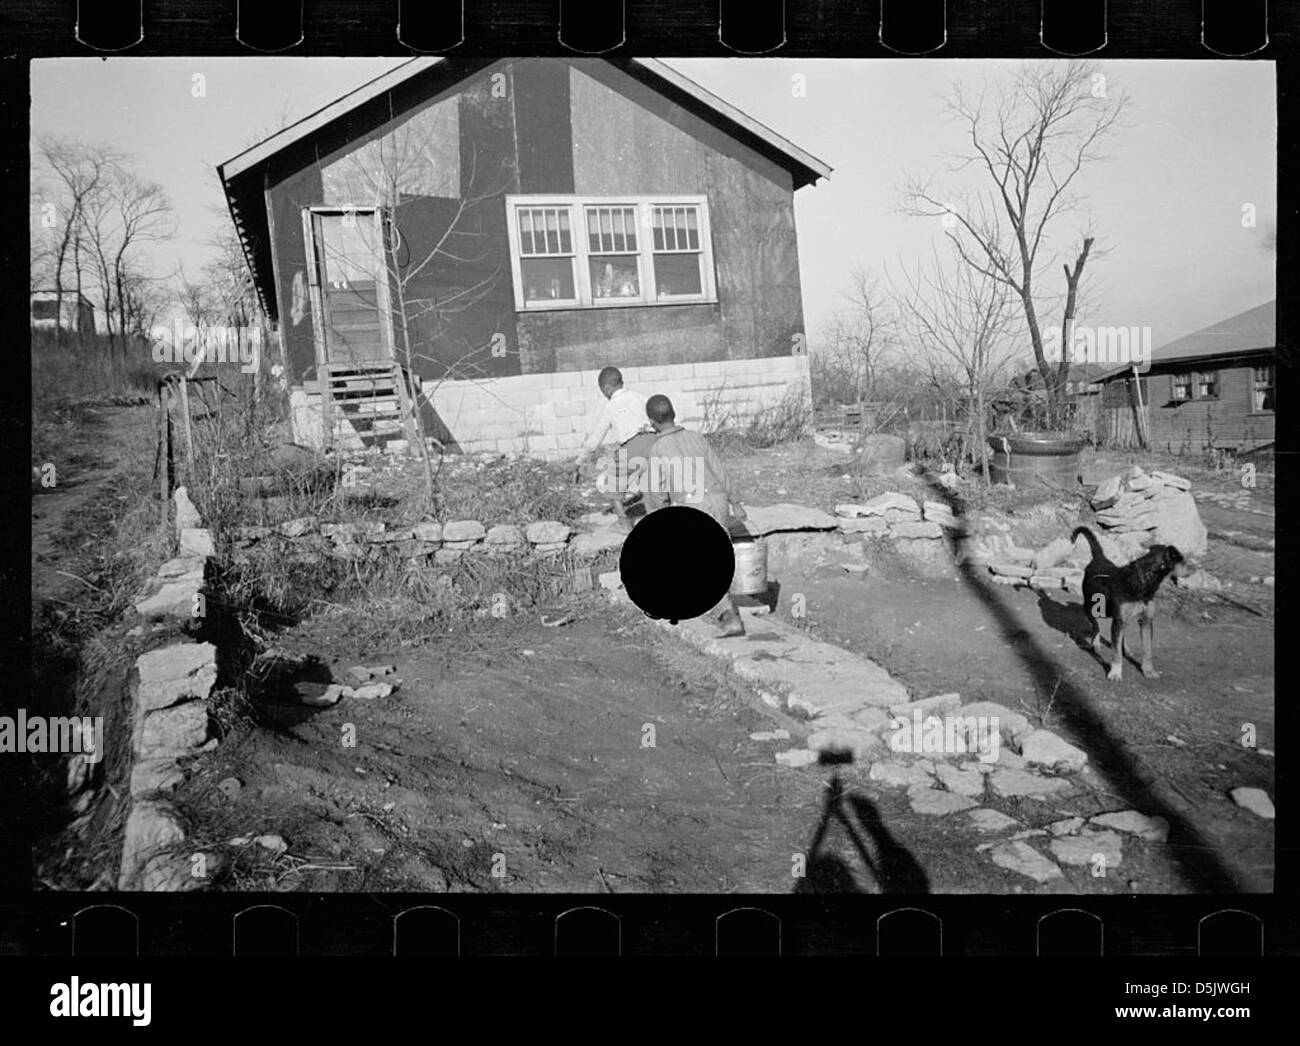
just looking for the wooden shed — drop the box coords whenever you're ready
[30,289,96,333]
[218,57,831,455]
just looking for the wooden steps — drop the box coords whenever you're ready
[319,361,422,451]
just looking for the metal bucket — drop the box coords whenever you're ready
[731,537,769,596]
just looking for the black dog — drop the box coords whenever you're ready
[1072,526,1187,681]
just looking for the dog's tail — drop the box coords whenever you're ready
[1072,525,1105,561]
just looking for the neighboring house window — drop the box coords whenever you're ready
[1170,370,1219,401]
[1253,363,1275,411]
[506,195,716,310]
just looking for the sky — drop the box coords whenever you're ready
[30,57,1275,349]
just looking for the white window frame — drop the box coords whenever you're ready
[504,194,718,312]
[1251,363,1275,413]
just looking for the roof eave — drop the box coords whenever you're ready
[218,56,835,321]
[1096,344,1276,383]
[220,57,446,182]
[628,57,833,187]
[220,56,832,188]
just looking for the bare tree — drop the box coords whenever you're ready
[903,60,1126,428]
[34,137,123,348]
[30,187,56,292]
[320,99,511,505]
[120,269,168,338]
[892,244,1018,482]
[175,263,218,329]
[200,204,259,330]
[66,151,176,357]
[80,178,119,351]
[894,244,1013,480]
[109,169,176,349]
[831,268,897,400]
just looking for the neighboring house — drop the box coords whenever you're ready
[31,289,96,333]
[1095,300,1275,454]
[217,57,830,455]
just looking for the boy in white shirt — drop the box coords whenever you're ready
[577,366,655,516]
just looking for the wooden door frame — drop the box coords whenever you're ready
[302,205,397,373]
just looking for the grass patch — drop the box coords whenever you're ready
[219,539,607,656]
[30,404,173,890]
[433,454,590,526]
[705,387,813,453]
[196,431,595,642]
[31,328,157,412]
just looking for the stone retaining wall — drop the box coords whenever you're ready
[233,511,629,565]
[120,486,221,891]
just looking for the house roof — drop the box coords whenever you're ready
[1095,300,1275,381]
[1067,361,1111,383]
[218,57,833,318]
[31,289,94,306]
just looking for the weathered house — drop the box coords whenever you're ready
[218,57,830,456]
[30,289,96,333]
[1095,300,1275,454]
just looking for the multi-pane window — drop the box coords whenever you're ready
[516,206,576,305]
[651,205,704,297]
[1171,369,1219,401]
[1253,363,1275,411]
[586,205,641,300]
[506,195,715,310]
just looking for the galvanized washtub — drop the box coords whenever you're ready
[987,432,1088,488]
[730,535,769,596]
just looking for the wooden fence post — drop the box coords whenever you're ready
[158,381,173,526]
[1131,367,1150,449]
[178,376,196,482]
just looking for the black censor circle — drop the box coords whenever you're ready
[618,505,735,623]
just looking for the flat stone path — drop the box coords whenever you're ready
[604,578,1172,891]
[651,611,911,719]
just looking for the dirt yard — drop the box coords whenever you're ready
[33,423,1274,895]
[755,446,1275,893]
[30,401,167,876]
[176,458,1272,894]
[172,609,834,893]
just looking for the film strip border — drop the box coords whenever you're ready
[4,896,1295,955]
[0,1,1276,56]
[3,0,1293,962]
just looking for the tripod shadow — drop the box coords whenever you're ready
[794,773,930,894]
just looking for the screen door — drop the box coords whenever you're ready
[303,208,395,365]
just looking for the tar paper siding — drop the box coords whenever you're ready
[266,62,524,386]
[513,61,806,376]
[267,59,810,389]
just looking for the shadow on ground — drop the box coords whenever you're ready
[926,475,1247,893]
[794,772,929,894]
